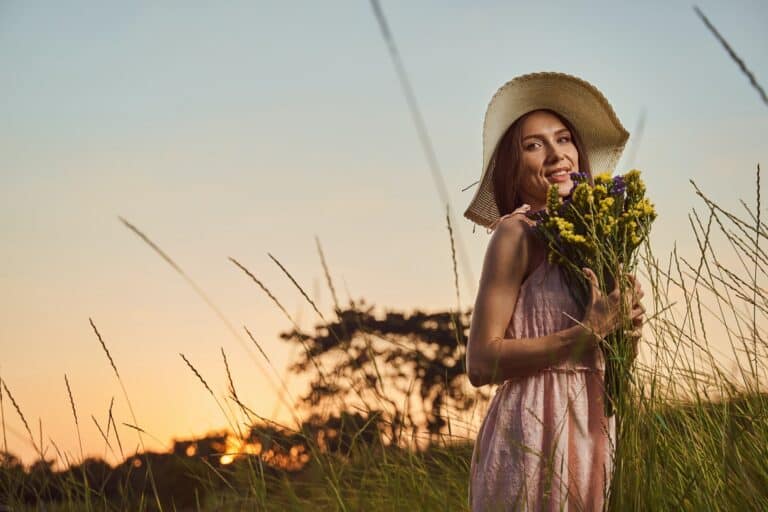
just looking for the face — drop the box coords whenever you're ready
[516,110,580,209]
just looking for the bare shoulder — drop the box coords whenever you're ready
[489,214,536,251]
[484,214,542,281]
[482,215,533,279]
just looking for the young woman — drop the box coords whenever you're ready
[463,72,646,511]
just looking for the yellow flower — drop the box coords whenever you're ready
[625,169,645,198]
[531,169,655,298]
[547,185,561,213]
[554,217,575,233]
[563,232,587,244]
[593,184,609,204]
[572,183,592,207]
[594,172,613,185]
[598,216,617,237]
[635,198,656,216]
[598,196,615,215]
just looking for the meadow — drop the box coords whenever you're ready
[3,6,767,510]
[2,167,768,511]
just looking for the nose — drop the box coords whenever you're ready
[545,143,566,163]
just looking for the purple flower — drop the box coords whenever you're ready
[525,210,546,224]
[612,175,626,196]
[570,171,588,184]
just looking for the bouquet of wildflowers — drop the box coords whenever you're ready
[525,170,657,416]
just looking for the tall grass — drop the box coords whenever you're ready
[2,4,767,510]
[1,167,767,511]
[605,167,768,511]
[5,10,768,501]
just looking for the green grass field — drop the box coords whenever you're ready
[2,169,768,511]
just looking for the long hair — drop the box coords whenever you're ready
[491,109,592,216]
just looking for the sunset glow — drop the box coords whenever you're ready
[1,1,766,475]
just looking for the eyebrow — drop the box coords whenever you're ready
[522,128,571,141]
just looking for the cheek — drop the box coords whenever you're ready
[567,146,580,166]
[520,154,544,176]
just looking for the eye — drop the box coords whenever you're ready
[558,135,572,144]
[524,141,541,151]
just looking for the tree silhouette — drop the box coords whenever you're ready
[279,300,484,443]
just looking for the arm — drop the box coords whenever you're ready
[465,216,597,387]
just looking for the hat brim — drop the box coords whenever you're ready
[464,72,629,229]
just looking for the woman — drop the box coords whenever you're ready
[463,72,645,511]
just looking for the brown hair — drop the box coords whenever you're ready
[490,109,592,215]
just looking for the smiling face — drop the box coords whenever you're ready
[516,110,580,210]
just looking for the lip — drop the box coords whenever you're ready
[547,172,570,183]
[544,167,571,178]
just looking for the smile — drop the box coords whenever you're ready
[546,170,570,183]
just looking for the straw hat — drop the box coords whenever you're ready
[464,71,629,229]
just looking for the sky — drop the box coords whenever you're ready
[1,1,767,467]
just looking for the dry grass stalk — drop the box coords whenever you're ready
[1,379,41,459]
[64,374,84,462]
[694,6,768,106]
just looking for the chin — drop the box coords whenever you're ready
[556,180,574,196]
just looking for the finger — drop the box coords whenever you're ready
[583,267,596,283]
[624,287,636,307]
[629,329,640,357]
[635,281,644,303]
[582,267,600,294]
[625,326,642,341]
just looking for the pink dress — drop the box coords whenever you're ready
[469,257,616,512]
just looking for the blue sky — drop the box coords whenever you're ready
[1,1,766,466]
